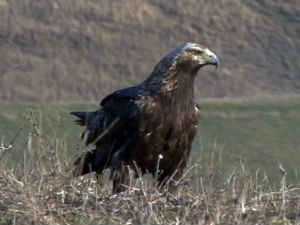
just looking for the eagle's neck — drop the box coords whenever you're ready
[142,66,196,108]
[164,73,196,110]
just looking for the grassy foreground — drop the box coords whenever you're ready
[0,96,299,224]
[0,159,299,224]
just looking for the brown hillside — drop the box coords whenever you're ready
[0,0,299,102]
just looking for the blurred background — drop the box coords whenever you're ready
[0,0,299,184]
[0,0,299,102]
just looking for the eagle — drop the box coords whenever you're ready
[71,43,219,193]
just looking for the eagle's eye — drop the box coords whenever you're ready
[189,49,203,55]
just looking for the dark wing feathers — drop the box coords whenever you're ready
[71,86,141,176]
[100,85,149,106]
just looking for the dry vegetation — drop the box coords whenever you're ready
[0,166,299,225]
[0,0,299,102]
[0,111,299,225]
[0,149,299,225]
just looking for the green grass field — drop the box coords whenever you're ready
[1,96,299,184]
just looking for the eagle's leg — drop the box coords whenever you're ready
[112,164,130,193]
[169,168,184,195]
[157,165,185,195]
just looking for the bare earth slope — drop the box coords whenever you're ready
[0,0,299,102]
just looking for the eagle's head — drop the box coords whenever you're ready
[149,43,219,79]
[144,43,219,91]
[170,42,219,73]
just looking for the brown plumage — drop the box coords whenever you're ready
[71,43,219,193]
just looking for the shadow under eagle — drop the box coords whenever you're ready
[71,43,219,193]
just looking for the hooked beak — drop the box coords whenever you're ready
[207,54,219,69]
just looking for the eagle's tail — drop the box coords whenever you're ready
[70,111,95,126]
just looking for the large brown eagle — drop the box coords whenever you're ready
[71,43,219,193]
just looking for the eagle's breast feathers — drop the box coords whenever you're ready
[132,94,200,175]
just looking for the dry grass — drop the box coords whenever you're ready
[0,112,299,225]
[0,155,299,225]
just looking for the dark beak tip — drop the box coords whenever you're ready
[214,57,219,70]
